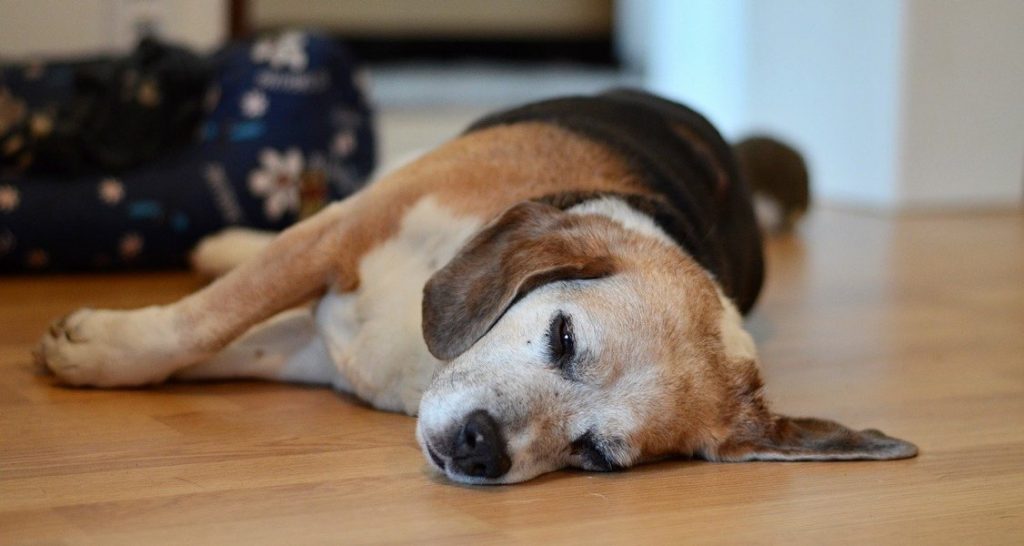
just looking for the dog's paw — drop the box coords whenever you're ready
[190,228,273,277]
[36,307,184,387]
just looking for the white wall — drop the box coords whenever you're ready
[898,0,1024,208]
[614,0,651,74]
[0,0,226,58]
[645,0,747,137]
[743,0,906,208]
[642,0,1024,210]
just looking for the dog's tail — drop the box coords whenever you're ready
[733,136,810,233]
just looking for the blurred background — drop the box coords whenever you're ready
[1,0,1021,216]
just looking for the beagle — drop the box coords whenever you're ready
[36,89,916,484]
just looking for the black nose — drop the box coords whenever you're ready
[450,410,511,479]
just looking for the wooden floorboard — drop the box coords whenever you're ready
[1,208,1022,544]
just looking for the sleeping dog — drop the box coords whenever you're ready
[36,89,916,484]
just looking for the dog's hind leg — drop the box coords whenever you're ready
[172,307,348,389]
[36,195,379,388]
[190,228,275,278]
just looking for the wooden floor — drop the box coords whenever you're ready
[1,208,1022,544]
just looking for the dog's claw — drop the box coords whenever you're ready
[48,314,71,338]
[33,306,181,387]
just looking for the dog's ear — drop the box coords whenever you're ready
[714,413,918,462]
[422,201,616,360]
[703,347,917,462]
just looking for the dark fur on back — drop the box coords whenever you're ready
[466,89,764,313]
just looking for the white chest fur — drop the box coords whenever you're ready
[314,197,483,415]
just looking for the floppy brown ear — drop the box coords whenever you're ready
[422,201,616,360]
[715,414,918,462]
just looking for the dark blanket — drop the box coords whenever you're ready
[0,31,375,273]
[0,38,212,176]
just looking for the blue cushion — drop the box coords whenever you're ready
[0,31,375,272]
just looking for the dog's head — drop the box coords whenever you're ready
[417,199,916,484]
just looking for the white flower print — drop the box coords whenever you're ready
[120,232,144,259]
[98,178,124,205]
[240,89,269,118]
[0,184,19,212]
[248,148,304,220]
[331,129,356,157]
[251,31,308,72]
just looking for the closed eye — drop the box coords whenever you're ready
[547,312,575,368]
[571,431,620,472]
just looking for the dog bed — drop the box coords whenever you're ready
[0,31,374,272]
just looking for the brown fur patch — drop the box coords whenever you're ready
[422,201,617,360]
[327,123,649,287]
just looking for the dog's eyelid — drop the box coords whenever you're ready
[547,312,577,369]
[571,431,621,471]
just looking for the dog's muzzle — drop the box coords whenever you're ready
[441,409,511,480]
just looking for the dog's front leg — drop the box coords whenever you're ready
[36,196,367,388]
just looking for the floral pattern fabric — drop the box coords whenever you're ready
[0,31,375,272]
